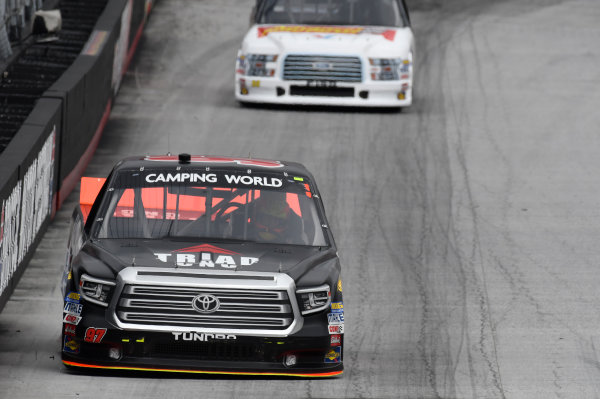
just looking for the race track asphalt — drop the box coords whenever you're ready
[2,0,600,398]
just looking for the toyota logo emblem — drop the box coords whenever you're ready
[192,294,220,314]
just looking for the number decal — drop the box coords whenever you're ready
[84,327,107,343]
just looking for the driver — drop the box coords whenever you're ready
[252,191,303,244]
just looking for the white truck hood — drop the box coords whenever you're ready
[241,24,413,58]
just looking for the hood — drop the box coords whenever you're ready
[80,239,336,277]
[242,24,413,58]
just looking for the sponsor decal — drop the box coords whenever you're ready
[330,334,342,346]
[145,173,217,184]
[257,25,397,41]
[84,327,107,343]
[328,325,344,334]
[1,129,55,298]
[172,332,237,342]
[63,314,82,325]
[327,312,344,325]
[144,172,282,188]
[143,155,284,168]
[63,335,80,354]
[337,279,342,293]
[154,244,259,269]
[224,174,282,187]
[330,302,343,313]
[324,347,341,363]
[64,323,77,336]
[259,25,363,36]
[20,130,55,265]
[63,302,83,316]
[314,34,336,39]
[64,291,80,304]
[0,183,22,296]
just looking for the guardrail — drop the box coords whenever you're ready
[0,0,153,312]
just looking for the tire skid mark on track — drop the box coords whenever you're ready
[445,47,507,399]
[408,2,510,395]
[411,12,468,398]
[579,338,600,398]
[341,125,387,399]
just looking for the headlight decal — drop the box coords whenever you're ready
[296,284,331,315]
[240,54,279,77]
[78,274,116,307]
[369,58,411,81]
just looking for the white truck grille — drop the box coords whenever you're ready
[283,55,362,82]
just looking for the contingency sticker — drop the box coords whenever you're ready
[64,291,80,304]
[328,325,344,334]
[63,335,80,354]
[330,334,342,346]
[63,314,82,325]
[327,312,344,325]
[330,302,343,313]
[324,347,341,363]
[63,302,83,316]
[64,324,77,336]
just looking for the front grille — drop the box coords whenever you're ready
[151,341,261,361]
[283,55,362,82]
[116,285,294,330]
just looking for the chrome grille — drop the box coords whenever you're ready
[116,285,293,330]
[283,55,362,82]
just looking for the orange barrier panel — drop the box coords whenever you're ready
[80,177,106,223]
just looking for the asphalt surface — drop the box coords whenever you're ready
[2,0,600,397]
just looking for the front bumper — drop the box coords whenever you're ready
[62,325,343,377]
[63,268,343,377]
[235,76,412,108]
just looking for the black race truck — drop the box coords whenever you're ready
[61,154,343,377]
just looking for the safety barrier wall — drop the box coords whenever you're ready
[0,0,152,312]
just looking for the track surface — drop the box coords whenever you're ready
[2,0,600,397]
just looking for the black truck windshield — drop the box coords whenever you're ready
[257,0,405,27]
[92,169,328,247]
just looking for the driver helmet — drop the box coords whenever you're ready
[254,191,290,241]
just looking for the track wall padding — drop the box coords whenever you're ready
[0,0,152,312]
[0,98,61,311]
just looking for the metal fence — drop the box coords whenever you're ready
[1,0,44,59]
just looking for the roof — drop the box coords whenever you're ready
[112,155,315,179]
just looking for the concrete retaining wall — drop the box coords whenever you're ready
[0,0,152,312]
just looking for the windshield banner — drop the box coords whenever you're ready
[257,25,396,41]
